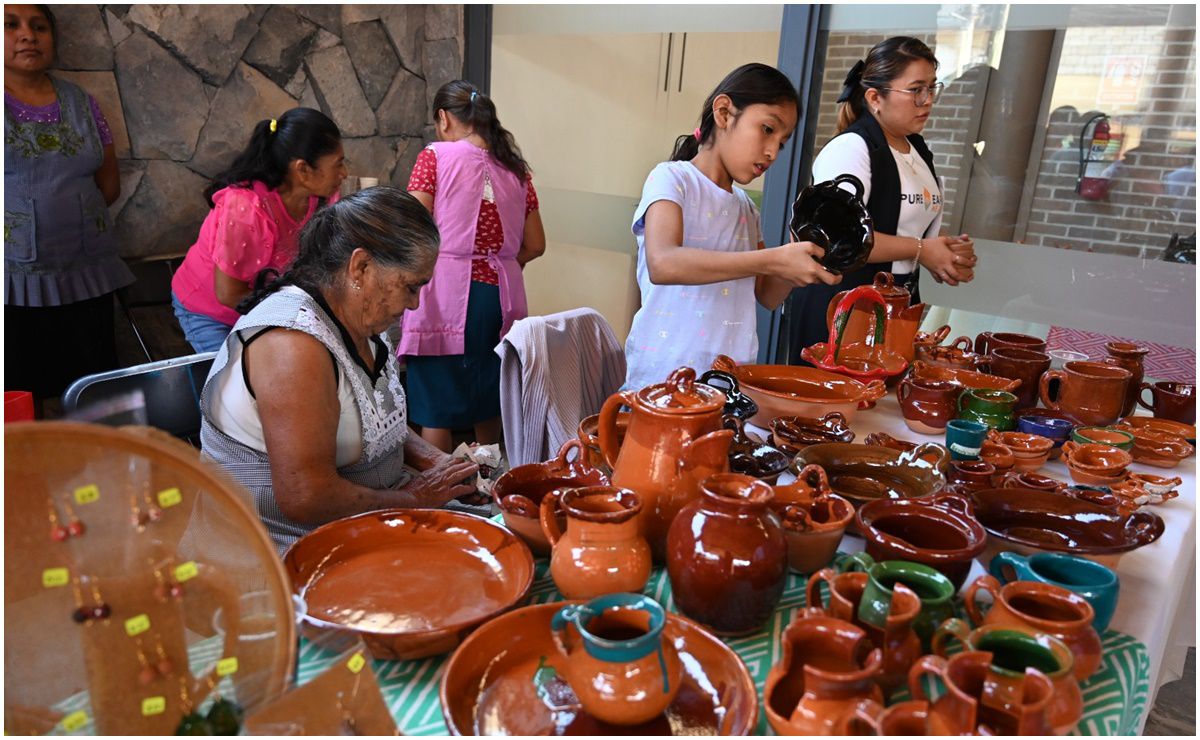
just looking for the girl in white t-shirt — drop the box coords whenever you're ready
[791,37,979,352]
[624,63,840,390]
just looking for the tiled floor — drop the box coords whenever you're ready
[1144,648,1196,735]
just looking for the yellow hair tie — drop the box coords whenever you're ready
[269,119,277,133]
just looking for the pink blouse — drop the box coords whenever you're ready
[171,181,327,326]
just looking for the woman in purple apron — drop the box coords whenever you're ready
[5,4,133,403]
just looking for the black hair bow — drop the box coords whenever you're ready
[836,60,866,103]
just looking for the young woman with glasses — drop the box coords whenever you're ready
[789,36,978,353]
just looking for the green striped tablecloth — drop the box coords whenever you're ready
[296,559,1151,736]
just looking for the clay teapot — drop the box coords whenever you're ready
[598,367,732,561]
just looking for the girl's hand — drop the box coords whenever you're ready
[399,458,480,506]
[774,241,843,286]
[918,236,975,286]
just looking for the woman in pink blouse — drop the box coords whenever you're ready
[171,107,346,352]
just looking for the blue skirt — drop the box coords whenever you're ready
[405,281,503,428]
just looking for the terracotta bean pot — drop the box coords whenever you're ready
[974,331,1047,356]
[1039,361,1132,427]
[666,474,786,634]
[540,486,651,600]
[551,594,682,725]
[599,367,732,562]
[964,575,1102,681]
[854,493,987,590]
[1103,342,1149,417]
[897,376,961,435]
[980,347,1051,409]
[772,465,855,575]
[909,651,1054,735]
[764,612,884,735]
[492,439,610,556]
[806,569,923,693]
[1137,381,1197,425]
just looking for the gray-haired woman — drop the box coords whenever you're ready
[199,186,479,552]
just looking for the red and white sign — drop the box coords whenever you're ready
[1098,55,1147,106]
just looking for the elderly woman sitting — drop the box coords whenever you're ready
[199,187,479,552]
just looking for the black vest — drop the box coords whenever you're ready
[786,114,940,361]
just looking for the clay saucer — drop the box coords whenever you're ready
[801,341,910,384]
[909,360,1021,393]
[988,431,1053,472]
[439,601,759,735]
[1118,416,1196,445]
[970,487,1164,565]
[285,509,534,661]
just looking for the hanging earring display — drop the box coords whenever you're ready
[135,640,158,686]
[61,498,86,537]
[154,638,174,677]
[71,577,111,624]
[49,501,69,542]
[152,563,184,601]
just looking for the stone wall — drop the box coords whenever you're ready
[48,4,465,261]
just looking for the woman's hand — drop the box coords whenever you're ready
[398,457,480,506]
[772,241,843,287]
[919,235,977,286]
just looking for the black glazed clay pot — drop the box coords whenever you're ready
[790,173,874,275]
[699,369,759,421]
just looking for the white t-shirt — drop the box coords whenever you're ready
[623,160,763,391]
[812,133,943,274]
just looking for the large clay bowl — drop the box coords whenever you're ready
[855,493,987,589]
[712,355,886,425]
[792,443,947,511]
[439,601,759,735]
[285,510,534,660]
[909,360,1021,393]
[969,488,1164,567]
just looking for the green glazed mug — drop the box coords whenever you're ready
[957,388,1019,431]
[837,552,956,650]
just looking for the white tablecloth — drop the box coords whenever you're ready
[757,392,1196,732]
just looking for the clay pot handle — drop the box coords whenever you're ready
[974,331,993,356]
[907,654,949,701]
[930,617,974,657]
[930,491,973,516]
[949,335,972,352]
[699,369,741,399]
[780,504,813,533]
[666,366,698,394]
[859,379,887,409]
[898,442,948,471]
[503,494,537,518]
[832,173,866,201]
[999,471,1024,489]
[539,489,565,548]
[926,325,952,346]
[555,438,584,471]
[804,567,838,613]
[837,551,875,575]
[1060,440,1080,464]
[1136,382,1157,413]
[1039,369,1066,410]
[711,354,737,374]
[849,700,888,734]
[1125,512,1160,541]
[598,390,635,469]
[796,463,832,495]
[988,551,1034,584]
[896,377,913,405]
[964,574,1002,627]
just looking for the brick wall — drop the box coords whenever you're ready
[814,27,1196,259]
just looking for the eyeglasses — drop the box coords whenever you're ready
[880,82,945,106]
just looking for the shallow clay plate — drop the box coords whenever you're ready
[969,487,1164,565]
[285,509,534,661]
[1118,416,1197,446]
[440,601,758,735]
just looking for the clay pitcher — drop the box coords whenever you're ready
[540,486,651,600]
[1039,361,1132,427]
[764,612,884,735]
[551,594,683,725]
[666,474,787,634]
[909,651,1054,735]
[599,367,732,562]
[1104,341,1149,417]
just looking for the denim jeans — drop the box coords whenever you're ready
[172,293,233,353]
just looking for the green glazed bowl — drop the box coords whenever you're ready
[1071,426,1135,451]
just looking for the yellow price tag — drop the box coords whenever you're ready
[60,711,88,732]
[156,487,183,508]
[216,657,239,677]
[124,614,151,637]
[173,561,199,583]
[73,485,100,505]
[346,652,366,674]
[42,567,69,588]
[141,697,166,716]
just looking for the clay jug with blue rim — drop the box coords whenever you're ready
[551,594,682,726]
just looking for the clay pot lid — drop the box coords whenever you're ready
[439,601,759,735]
[636,367,726,414]
[870,271,911,301]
